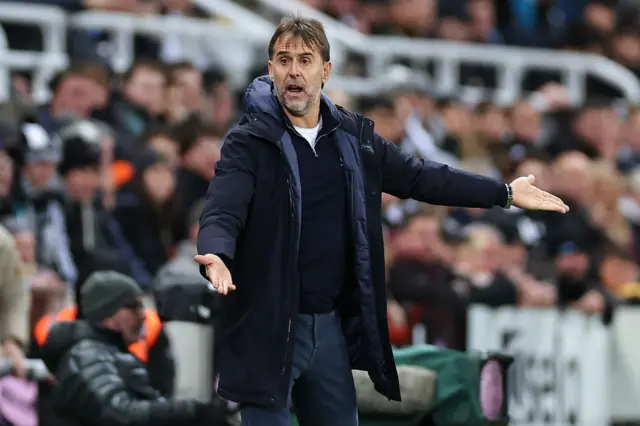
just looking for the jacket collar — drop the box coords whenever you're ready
[91,325,131,351]
[240,76,341,144]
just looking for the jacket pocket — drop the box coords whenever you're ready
[220,293,254,336]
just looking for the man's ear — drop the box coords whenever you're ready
[323,61,333,82]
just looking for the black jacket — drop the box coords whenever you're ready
[31,314,176,426]
[197,76,508,409]
[39,320,209,426]
[64,198,153,289]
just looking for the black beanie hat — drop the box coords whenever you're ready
[57,120,103,176]
[58,136,102,176]
[134,148,168,174]
[80,271,143,325]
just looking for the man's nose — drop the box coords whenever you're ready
[289,61,301,77]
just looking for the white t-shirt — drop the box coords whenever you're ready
[293,117,323,150]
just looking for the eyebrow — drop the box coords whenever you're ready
[276,50,314,58]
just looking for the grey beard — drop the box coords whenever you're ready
[276,90,311,117]
[284,102,311,116]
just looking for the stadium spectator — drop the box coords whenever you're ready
[0,225,29,378]
[108,60,168,156]
[8,224,67,328]
[38,270,226,426]
[114,149,176,275]
[36,66,103,135]
[32,267,175,426]
[57,119,153,288]
[143,127,180,170]
[11,123,78,288]
[0,145,15,221]
[171,116,222,242]
[156,199,210,289]
[203,68,238,129]
[167,62,205,118]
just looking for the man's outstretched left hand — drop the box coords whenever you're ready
[511,174,569,213]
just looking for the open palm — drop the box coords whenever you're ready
[510,175,569,213]
[194,254,236,295]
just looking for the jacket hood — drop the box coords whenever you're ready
[240,76,342,142]
[40,320,101,373]
[242,76,282,121]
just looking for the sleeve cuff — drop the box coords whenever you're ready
[495,183,509,208]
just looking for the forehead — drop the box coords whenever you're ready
[273,34,321,57]
[197,135,222,144]
[518,160,545,172]
[150,135,176,145]
[408,216,437,230]
[176,68,201,81]
[132,66,165,81]
[62,74,93,88]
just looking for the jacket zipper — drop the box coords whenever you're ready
[281,317,292,375]
[282,175,296,376]
[289,123,340,158]
[312,128,338,155]
[279,122,340,376]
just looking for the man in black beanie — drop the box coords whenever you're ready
[58,119,153,289]
[80,270,147,343]
[38,271,229,426]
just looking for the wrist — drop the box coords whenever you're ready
[504,183,514,209]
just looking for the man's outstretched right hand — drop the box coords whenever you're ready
[194,254,236,295]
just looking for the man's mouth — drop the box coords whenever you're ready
[286,84,304,94]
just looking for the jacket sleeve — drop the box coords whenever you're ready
[374,133,509,208]
[53,344,199,426]
[0,226,29,345]
[197,129,256,268]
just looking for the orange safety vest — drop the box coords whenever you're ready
[34,305,162,363]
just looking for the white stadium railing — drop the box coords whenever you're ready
[68,11,266,87]
[0,3,68,103]
[0,1,639,106]
[363,36,640,105]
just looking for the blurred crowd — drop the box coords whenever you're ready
[0,58,231,340]
[0,0,640,421]
[299,0,640,74]
[378,81,640,349]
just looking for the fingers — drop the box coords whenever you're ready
[541,191,570,213]
[549,194,568,211]
[194,254,211,265]
[209,271,236,295]
[545,200,568,213]
[216,280,237,295]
